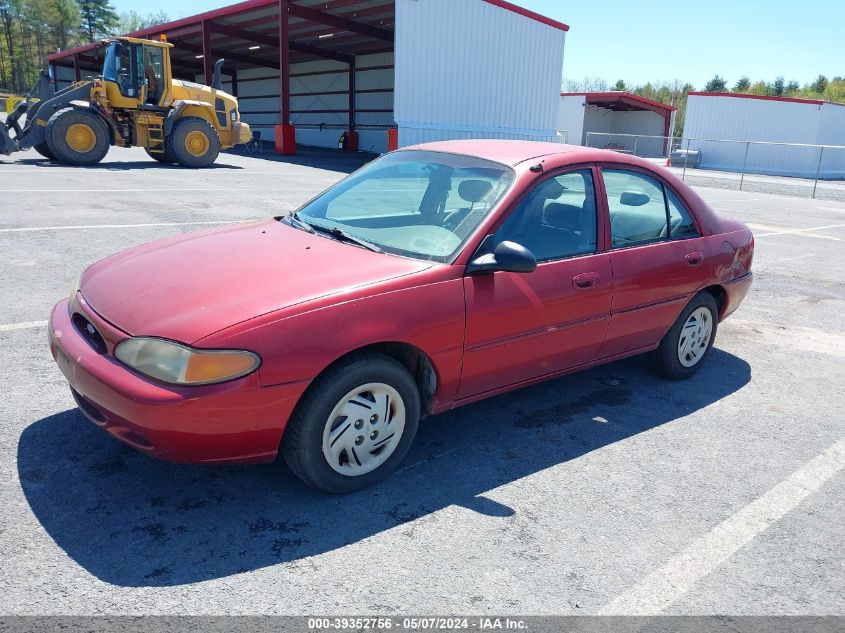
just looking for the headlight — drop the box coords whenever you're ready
[115,337,261,386]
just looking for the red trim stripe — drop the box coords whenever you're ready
[483,0,570,31]
[688,92,845,108]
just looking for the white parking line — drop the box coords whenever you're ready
[598,437,845,615]
[750,222,845,239]
[0,220,246,233]
[0,320,48,332]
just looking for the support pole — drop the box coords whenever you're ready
[343,56,357,151]
[813,146,824,199]
[201,21,213,86]
[739,141,750,191]
[230,68,238,97]
[275,0,295,155]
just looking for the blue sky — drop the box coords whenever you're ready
[111,0,845,89]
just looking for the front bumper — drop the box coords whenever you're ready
[48,297,304,464]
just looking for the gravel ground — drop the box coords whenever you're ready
[0,145,843,616]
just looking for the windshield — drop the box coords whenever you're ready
[294,150,515,262]
[102,42,123,82]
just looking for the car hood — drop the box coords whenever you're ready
[81,219,433,343]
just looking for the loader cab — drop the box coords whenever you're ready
[100,38,172,108]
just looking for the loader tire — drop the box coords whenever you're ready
[168,117,220,168]
[34,143,57,161]
[145,147,176,163]
[46,108,110,166]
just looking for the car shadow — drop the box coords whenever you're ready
[18,348,750,587]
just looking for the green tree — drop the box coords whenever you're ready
[786,80,800,94]
[704,75,727,92]
[77,0,117,41]
[113,9,168,35]
[733,76,751,92]
[771,76,785,96]
[811,74,828,93]
[613,79,626,91]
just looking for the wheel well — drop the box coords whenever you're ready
[321,342,438,416]
[701,284,726,317]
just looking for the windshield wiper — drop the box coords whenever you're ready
[284,213,384,254]
[325,226,384,254]
[285,211,315,234]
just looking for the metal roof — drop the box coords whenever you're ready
[561,92,678,114]
[49,1,568,77]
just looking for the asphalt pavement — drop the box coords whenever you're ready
[0,145,842,616]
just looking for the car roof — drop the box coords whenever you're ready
[402,139,648,168]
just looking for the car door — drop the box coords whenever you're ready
[597,166,711,359]
[458,167,613,399]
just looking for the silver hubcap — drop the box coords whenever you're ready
[321,382,406,477]
[678,306,713,368]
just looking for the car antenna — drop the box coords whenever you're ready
[529,162,544,173]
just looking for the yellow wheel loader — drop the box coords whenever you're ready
[0,37,251,168]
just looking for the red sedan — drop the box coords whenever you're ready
[48,140,754,493]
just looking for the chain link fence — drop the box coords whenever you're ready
[586,132,845,201]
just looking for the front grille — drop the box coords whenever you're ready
[71,313,107,355]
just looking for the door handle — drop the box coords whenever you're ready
[685,252,704,267]
[573,272,600,290]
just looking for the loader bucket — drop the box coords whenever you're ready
[0,126,18,156]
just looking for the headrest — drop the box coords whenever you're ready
[620,191,650,207]
[458,179,494,204]
[544,202,583,231]
[532,177,566,200]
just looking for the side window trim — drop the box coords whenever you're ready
[664,184,702,240]
[598,164,701,249]
[491,166,601,264]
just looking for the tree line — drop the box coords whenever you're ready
[564,74,845,135]
[1,0,169,94]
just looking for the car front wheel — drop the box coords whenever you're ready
[282,352,420,493]
[653,292,718,379]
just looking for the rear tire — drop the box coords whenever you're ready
[167,117,220,168]
[653,292,719,379]
[45,107,110,166]
[144,147,176,163]
[282,352,421,494]
[34,142,57,161]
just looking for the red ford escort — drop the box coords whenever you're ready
[48,140,753,493]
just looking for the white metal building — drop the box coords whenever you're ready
[558,92,677,156]
[50,0,569,155]
[683,92,845,178]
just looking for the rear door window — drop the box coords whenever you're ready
[603,169,699,247]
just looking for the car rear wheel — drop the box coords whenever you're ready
[282,352,420,493]
[653,292,718,379]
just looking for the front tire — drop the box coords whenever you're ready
[167,117,220,168]
[653,292,718,379]
[45,108,110,166]
[34,142,57,161]
[282,352,421,494]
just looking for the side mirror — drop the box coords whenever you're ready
[466,240,537,275]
